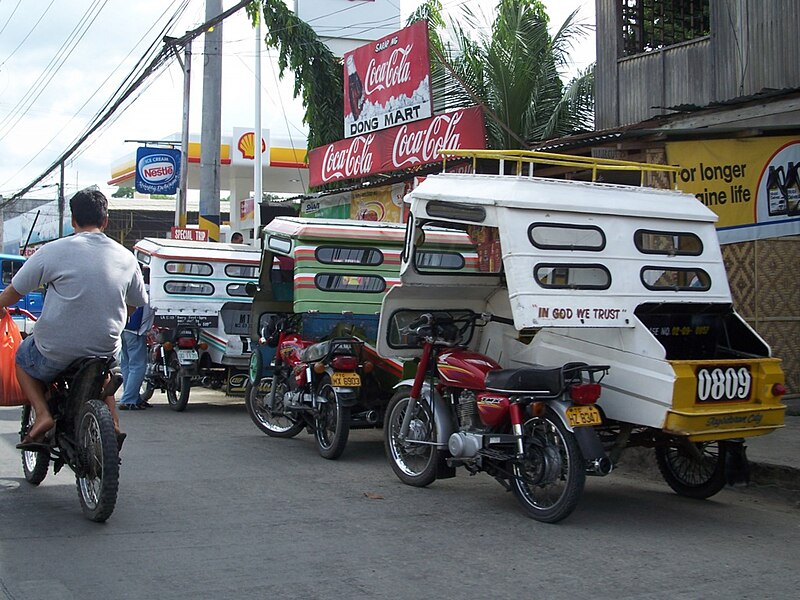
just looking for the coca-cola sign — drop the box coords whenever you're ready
[309,106,486,187]
[343,20,432,139]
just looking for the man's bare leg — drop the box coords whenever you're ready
[104,395,121,433]
[16,365,54,441]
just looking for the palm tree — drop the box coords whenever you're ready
[423,0,594,149]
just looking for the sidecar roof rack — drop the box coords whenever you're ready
[439,149,682,189]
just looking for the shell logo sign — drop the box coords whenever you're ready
[232,127,270,166]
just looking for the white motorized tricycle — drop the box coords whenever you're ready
[377,150,787,523]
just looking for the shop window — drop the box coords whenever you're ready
[414,222,502,274]
[622,0,711,57]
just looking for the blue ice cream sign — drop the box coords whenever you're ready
[135,147,181,195]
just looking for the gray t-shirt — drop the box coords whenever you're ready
[12,232,148,366]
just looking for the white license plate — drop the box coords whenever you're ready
[177,349,198,363]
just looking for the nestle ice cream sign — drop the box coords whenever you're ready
[135,147,181,195]
[343,20,432,139]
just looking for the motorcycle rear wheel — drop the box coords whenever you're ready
[655,440,727,499]
[166,355,191,411]
[314,377,350,460]
[20,405,49,485]
[245,380,304,438]
[512,411,585,523]
[75,399,119,522]
[384,388,437,487]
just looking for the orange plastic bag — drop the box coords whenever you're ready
[0,312,27,406]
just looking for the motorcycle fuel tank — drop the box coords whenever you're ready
[278,334,312,367]
[437,350,502,389]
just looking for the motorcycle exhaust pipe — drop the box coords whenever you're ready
[364,410,378,425]
[588,457,613,476]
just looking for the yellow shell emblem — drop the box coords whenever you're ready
[237,132,265,160]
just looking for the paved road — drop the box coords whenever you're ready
[1,391,798,600]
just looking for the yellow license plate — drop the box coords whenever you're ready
[566,405,601,427]
[332,372,361,387]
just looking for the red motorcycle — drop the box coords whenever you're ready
[384,311,611,523]
[245,313,376,459]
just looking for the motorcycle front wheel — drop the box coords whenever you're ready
[166,355,191,411]
[655,440,727,499]
[314,376,350,460]
[75,399,119,522]
[20,405,49,485]
[384,388,437,487]
[244,379,304,438]
[512,411,585,523]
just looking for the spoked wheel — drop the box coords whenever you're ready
[245,378,304,438]
[20,405,49,485]
[314,377,350,460]
[512,411,586,523]
[384,388,437,487]
[75,399,119,522]
[655,440,727,499]
[166,355,191,411]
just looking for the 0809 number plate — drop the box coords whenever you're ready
[696,366,752,402]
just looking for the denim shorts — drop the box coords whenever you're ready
[15,336,69,384]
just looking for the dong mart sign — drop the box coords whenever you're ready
[343,20,432,139]
[309,106,486,187]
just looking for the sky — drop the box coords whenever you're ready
[0,0,595,203]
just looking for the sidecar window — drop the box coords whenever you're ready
[164,281,215,296]
[641,267,710,291]
[425,201,486,222]
[165,261,212,276]
[226,264,259,278]
[316,246,384,266]
[529,223,605,251]
[315,273,386,293]
[387,309,476,349]
[414,222,502,275]
[534,264,611,290]
[635,230,703,256]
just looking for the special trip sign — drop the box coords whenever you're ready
[309,106,486,188]
[135,147,181,195]
[343,20,432,139]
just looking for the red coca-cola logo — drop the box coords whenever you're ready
[319,135,376,183]
[391,111,465,168]
[364,44,413,95]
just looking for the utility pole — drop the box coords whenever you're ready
[199,0,223,241]
[253,14,262,248]
[174,38,192,228]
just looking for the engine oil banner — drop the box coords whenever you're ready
[343,20,432,139]
[666,136,800,243]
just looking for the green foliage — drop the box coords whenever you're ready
[433,0,595,148]
[112,186,134,198]
[248,0,343,149]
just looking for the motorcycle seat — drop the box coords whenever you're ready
[484,366,563,396]
[300,338,360,363]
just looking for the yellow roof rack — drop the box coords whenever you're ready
[439,149,682,188]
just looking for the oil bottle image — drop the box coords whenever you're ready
[346,54,365,121]
[766,165,787,216]
[784,162,800,216]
